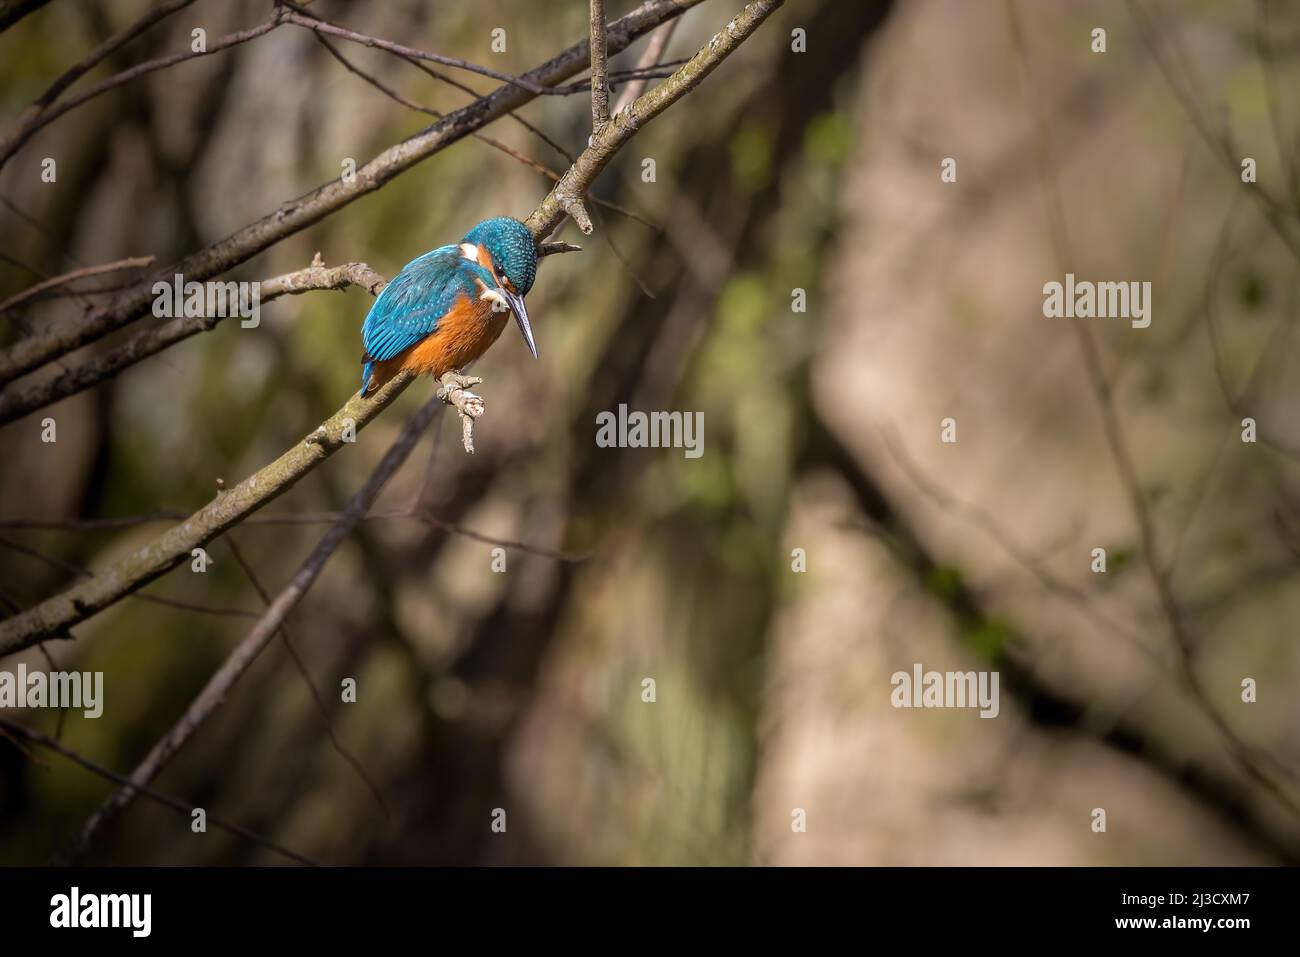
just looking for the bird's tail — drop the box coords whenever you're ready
[360,359,375,397]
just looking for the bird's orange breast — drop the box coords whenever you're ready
[396,293,508,378]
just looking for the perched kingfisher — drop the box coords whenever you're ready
[360,216,539,397]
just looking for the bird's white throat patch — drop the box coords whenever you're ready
[478,287,510,312]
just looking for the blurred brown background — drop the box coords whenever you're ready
[1,0,1299,865]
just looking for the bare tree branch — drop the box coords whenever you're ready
[540,242,583,256]
[554,62,687,97]
[3,0,194,131]
[286,0,576,167]
[590,0,612,131]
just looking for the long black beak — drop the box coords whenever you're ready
[503,288,537,359]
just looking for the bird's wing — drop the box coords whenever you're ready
[362,246,478,361]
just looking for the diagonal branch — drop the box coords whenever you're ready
[9,0,194,107]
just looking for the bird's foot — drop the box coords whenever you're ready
[437,371,485,454]
[436,371,482,397]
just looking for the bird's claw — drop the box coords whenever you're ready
[437,371,482,398]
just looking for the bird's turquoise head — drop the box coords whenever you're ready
[464,217,537,296]
[462,217,539,359]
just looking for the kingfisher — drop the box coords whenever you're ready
[360,216,539,397]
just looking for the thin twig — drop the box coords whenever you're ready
[0,506,588,560]
[0,717,318,866]
[613,20,680,114]
[282,9,561,96]
[295,0,666,267]
[878,426,1162,665]
[0,195,85,269]
[552,63,685,97]
[224,536,388,817]
[279,0,580,165]
[1125,0,1300,263]
[0,257,154,315]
